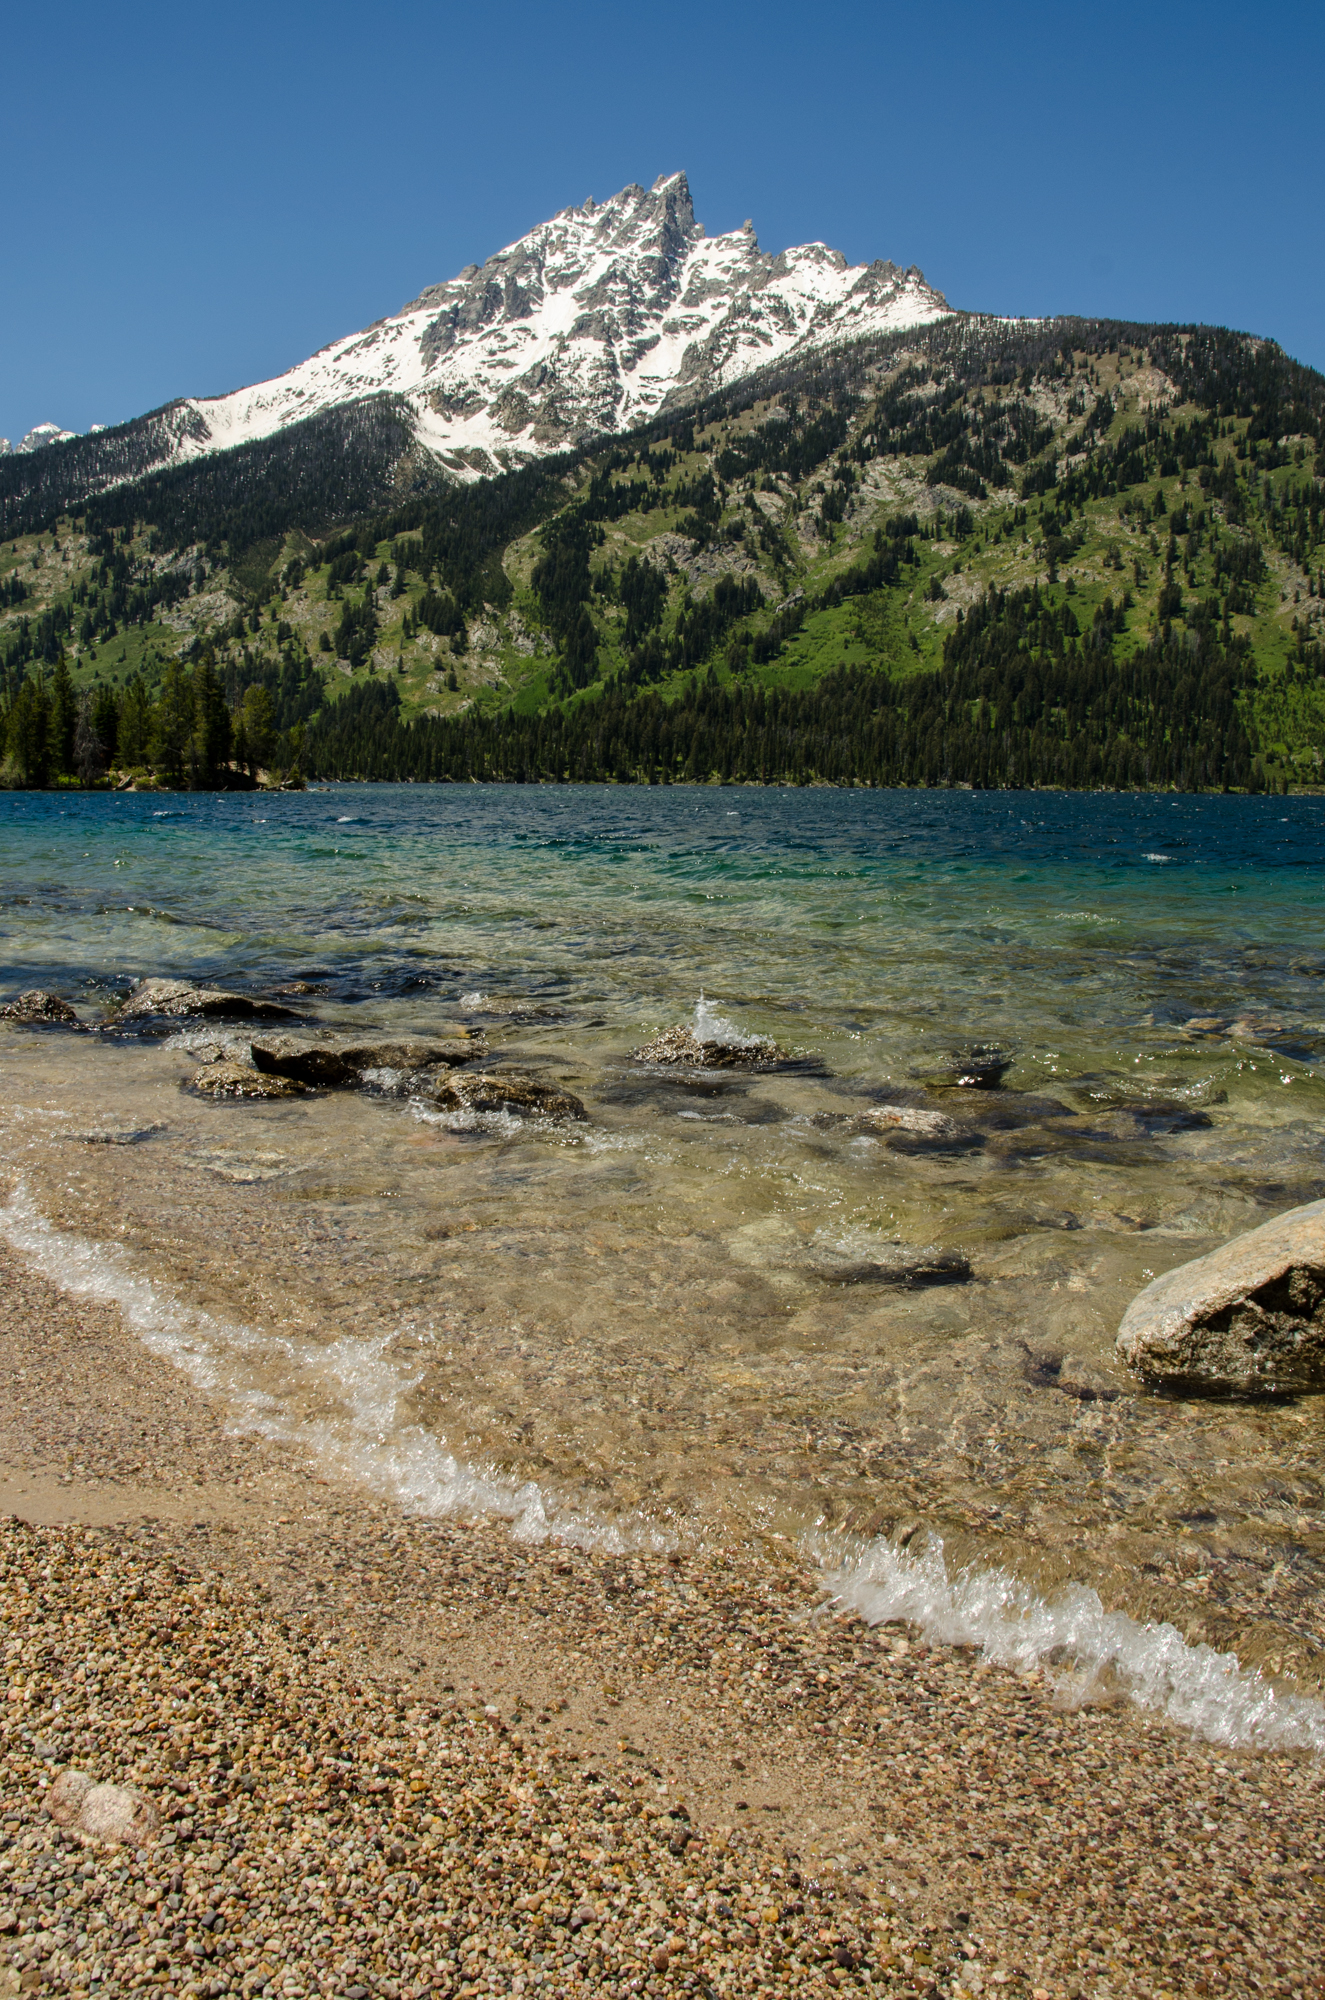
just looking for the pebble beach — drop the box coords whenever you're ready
[2,1241,1324,2000]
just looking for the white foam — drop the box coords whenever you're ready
[0,1183,663,1556]
[409,1101,524,1139]
[693,990,771,1050]
[815,1530,1325,1754]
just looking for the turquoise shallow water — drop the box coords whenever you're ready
[3,787,1325,1021]
[3,785,1325,1701]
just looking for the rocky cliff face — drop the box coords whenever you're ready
[125,173,951,482]
[0,422,81,456]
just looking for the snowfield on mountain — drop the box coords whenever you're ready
[16,173,950,483]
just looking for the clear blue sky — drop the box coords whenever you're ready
[3,0,1322,445]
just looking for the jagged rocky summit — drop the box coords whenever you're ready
[6,173,949,489]
[0,422,83,456]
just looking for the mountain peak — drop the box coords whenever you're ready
[0,421,80,456]
[7,177,951,490]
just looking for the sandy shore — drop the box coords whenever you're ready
[1,1236,1323,2000]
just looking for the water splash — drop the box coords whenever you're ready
[814,1530,1325,1754]
[693,990,764,1048]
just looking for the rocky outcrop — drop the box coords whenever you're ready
[0,990,80,1026]
[47,1769,160,1845]
[1116,1199,1325,1394]
[115,978,302,1024]
[421,1070,587,1122]
[249,1033,477,1088]
[187,1061,305,1101]
[633,1025,784,1070]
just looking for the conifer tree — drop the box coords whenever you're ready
[153,658,195,787]
[50,656,77,777]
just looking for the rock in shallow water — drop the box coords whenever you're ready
[808,1242,972,1286]
[633,1025,785,1069]
[860,1104,958,1139]
[1116,1197,1325,1394]
[188,1060,305,1100]
[115,978,301,1023]
[422,1069,587,1121]
[0,990,80,1026]
[249,1032,476,1087]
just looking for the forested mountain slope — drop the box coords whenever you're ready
[3,313,1323,790]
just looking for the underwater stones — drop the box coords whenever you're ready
[730,1217,970,1287]
[0,989,81,1026]
[249,1033,477,1087]
[187,1060,306,1101]
[920,1045,1015,1090]
[459,994,567,1020]
[115,978,302,1024]
[421,1069,587,1121]
[860,1104,958,1139]
[807,1242,972,1287]
[1116,1197,1325,1395]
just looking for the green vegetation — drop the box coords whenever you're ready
[3,314,1324,791]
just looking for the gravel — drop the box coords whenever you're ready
[2,1244,1324,1999]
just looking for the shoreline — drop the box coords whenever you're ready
[3,1238,1324,1998]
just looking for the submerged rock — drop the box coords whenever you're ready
[1116,1198,1325,1394]
[249,1033,477,1088]
[730,1216,970,1287]
[808,1242,972,1287]
[421,1069,587,1122]
[859,1104,958,1139]
[921,1045,1015,1090]
[115,978,302,1024]
[459,993,567,1020]
[0,989,81,1026]
[188,1061,305,1101]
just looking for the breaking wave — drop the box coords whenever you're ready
[0,1183,664,1556]
[815,1530,1325,1754]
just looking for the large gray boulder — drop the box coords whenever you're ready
[1116,1199,1325,1394]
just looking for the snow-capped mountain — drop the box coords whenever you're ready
[179,173,949,476]
[0,421,81,456]
[9,174,949,491]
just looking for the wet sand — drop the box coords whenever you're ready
[2,1238,1323,1999]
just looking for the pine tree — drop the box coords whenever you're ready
[153,658,195,787]
[193,657,232,785]
[50,655,77,777]
[117,675,152,768]
[6,676,52,786]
